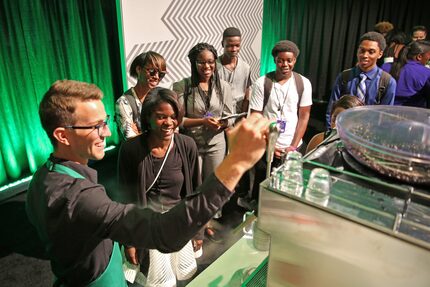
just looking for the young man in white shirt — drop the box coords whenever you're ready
[249,40,312,203]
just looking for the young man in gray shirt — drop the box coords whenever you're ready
[217,27,254,211]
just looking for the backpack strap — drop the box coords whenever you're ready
[183,78,191,116]
[340,69,391,104]
[124,92,140,125]
[263,71,275,111]
[115,89,140,141]
[263,71,304,112]
[340,68,353,97]
[376,70,391,104]
[293,71,304,109]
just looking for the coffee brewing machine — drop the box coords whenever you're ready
[256,106,430,286]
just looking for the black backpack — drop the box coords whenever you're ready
[340,69,392,104]
[262,71,305,111]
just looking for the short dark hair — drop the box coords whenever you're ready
[374,21,394,34]
[140,88,183,133]
[271,40,300,58]
[39,80,103,146]
[223,27,241,39]
[331,95,364,115]
[412,25,428,34]
[360,31,387,51]
[129,51,166,79]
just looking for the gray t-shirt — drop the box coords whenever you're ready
[217,56,251,114]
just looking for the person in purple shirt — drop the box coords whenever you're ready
[381,40,430,108]
[326,32,397,128]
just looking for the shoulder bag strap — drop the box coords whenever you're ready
[124,92,140,125]
[376,70,391,104]
[146,134,175,192]
[293,71,304,111]
[341,68,353,96]
[263,71,275,111]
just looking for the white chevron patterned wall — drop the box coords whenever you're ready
[120,0,263,88]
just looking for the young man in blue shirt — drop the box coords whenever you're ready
[326,31,397,128]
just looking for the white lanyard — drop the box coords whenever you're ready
[273,80,291,116]
[147,134,174,191]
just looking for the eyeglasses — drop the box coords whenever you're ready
[64,115,110,137]
[146,68,166,80]
[196,60,216,66]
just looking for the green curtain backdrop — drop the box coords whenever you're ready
[261,0,430,101]
[0,0,122,186]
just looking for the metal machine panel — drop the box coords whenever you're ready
[258,162,430,287]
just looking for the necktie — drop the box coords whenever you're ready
[357,73,367,103]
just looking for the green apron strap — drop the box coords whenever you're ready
[87,242,127,287]
[47,160,127,287]
[46,160,85,179]
[54,243,126,287]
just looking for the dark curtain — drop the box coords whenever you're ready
[0,0,123,185]
[261,0,430,101]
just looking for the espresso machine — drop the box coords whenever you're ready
[255,106,430,286]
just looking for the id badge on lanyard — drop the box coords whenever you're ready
[204,111,214,118]
[277,118,287,133]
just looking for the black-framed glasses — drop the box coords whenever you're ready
[196,60,216,66]
[64,115,110,136]
[146,68,166,80]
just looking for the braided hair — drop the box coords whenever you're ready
[187,43,222,96]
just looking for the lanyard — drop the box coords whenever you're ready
[273,79,291,116]
[197,85,212,111]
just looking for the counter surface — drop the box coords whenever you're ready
[188,235,268,286]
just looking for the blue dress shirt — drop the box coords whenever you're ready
[325,66,396,128]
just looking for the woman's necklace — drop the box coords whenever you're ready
[198,82,212,111]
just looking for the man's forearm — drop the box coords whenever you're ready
[214,153,248,191]
[290,107,311,148]
[122,173,232,253]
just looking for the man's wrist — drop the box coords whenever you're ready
[286,145,297,152]
[214,155,247,192]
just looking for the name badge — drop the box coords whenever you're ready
[277,119,286,133]
[204,112,214,118]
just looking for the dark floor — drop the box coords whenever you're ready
[0,147,249,287]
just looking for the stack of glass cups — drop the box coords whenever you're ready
[280,151,304,196]
[270,165,283,190]
[305,168,332,207]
